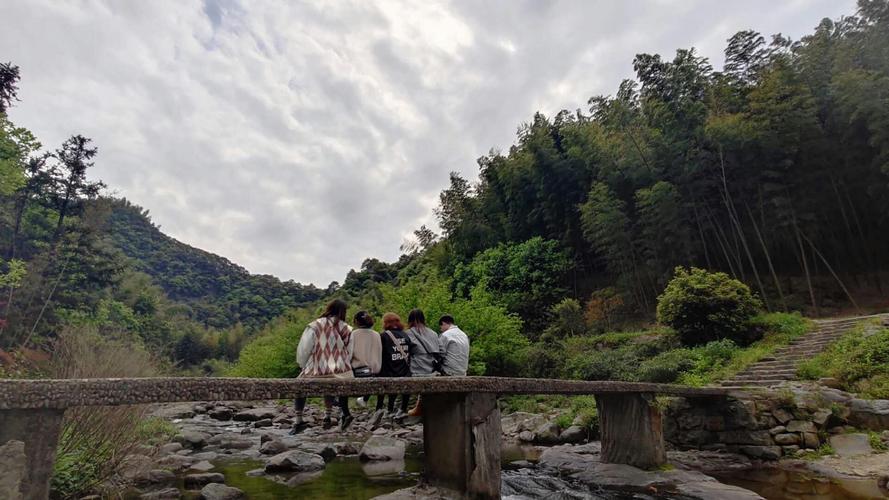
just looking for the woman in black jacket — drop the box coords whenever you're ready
[374,312,413,421]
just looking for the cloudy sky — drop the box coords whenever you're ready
[2,0,855,286]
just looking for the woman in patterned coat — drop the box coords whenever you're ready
[292,299,354,433]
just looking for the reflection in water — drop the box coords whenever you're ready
[209,456,422,500]
[714,467,888,500]
[362,459,406,477]
[501,443,544,464]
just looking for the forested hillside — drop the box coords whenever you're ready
[235,0,889,380]
[0,64,320,369]
[106,199,323,329]
[430,5,889,320]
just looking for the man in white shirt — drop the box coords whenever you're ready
[438,314,470,376]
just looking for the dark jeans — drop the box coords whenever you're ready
[294,395,350,417]
[376,393,409,413]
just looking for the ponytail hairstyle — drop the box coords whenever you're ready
[354,310,375,328]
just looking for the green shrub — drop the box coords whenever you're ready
[694,339,739,372]
[525,342,564,378]
[229,311,311,378]
[638,349,697,383]
[869,431,889,452]
[796,360,826,380]
[800,326,889,399]
[656,267,762,346]
[566,345,642,381]
[136,417,178,445]
[541,298,587,340]
[377,276,529,376]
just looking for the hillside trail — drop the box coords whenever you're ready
[720,313,889,388]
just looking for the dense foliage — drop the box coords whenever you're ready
[107,199,323,329]
[523,312,809,385]
[798,323,889,398]
[656,267,762,346]
[433,1,889,319]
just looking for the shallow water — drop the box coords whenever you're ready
[713,467,888,499]
[169,456,422,500]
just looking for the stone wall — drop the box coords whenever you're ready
[664,385,889,460]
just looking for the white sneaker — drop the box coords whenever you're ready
[393,409,407,421]
[356,397,367,408]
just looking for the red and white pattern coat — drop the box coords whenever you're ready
[296,317,353,377]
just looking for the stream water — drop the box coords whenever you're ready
[148,440,888,499]
[714,468,888,500]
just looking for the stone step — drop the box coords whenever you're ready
[720,380,789,387]
[787,340,841,346]
[729,374,795,382]
[786,337,842,344]
[738,368,796,375]
[771,353,825,359]
[793,333,844,339]
[762,354,815,361]
[781,338,840,345]
[745,365,798,372]
[771,348,826,355]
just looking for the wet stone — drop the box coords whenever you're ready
[183,473,225,489]
[199,483,246,500]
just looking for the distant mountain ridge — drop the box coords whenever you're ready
[105,198,323,329]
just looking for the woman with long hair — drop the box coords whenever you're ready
[292,299,354,433]
[405,308,442,416]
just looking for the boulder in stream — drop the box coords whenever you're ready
[359,436,406,461]
[174,431,210,450]
[233,408,277,422]
[532,422,562,445]
[183,472,225,489]
[199,483,246,500]
[139,487,181,499]
[265,450,326,473]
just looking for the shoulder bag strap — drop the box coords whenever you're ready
[385,330,409,360]
[413,328,436,356]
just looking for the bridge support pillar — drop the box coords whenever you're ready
[0,409,65,500]
[596,392,665,469]
[423,392,500,499]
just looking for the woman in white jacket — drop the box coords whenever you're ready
[292,299,354,433]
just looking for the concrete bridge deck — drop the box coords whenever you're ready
[0,377,730,499]
[0,376,728,409]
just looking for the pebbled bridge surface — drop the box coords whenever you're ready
[0,376,729,410]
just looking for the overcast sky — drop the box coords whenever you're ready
[2,0,856,286]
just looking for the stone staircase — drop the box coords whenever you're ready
[720,314,887,388]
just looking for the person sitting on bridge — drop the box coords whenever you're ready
[438,314,470,376]
[405,308,443,417]
[351,310,382,409]
[292,299,355,434]
[372,312,413,424]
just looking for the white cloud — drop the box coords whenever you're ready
[1,0,856,285]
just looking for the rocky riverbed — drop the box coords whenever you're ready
[117,399,889,499]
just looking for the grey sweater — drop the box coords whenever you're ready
[406,325,441,376]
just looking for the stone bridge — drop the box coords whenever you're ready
[0,377,729,499]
